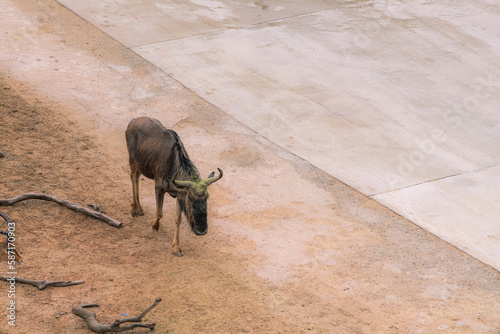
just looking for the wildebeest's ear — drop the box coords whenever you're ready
[204,168,223,186]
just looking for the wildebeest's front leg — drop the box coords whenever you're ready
[172,199,183,257]
[129,161,144,217]
[152,186,165,232]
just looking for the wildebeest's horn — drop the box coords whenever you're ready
[171,172,195,189]
[173,179,195,189]
[204,168,223,186]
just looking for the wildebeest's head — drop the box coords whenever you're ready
[172,168,223,236]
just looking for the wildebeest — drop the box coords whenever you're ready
[125,117,223,256]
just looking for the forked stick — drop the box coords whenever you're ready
[0,193,123,228]
[72,298,162,333]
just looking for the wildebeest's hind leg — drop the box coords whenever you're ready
[172,199,183,257]
[129,161,144,217]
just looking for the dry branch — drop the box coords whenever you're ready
[72,298,162,333]
[0,276,84,290]
[0,193,123,228]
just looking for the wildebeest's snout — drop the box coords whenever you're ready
[190,199,208,236]
[194,227,208,236]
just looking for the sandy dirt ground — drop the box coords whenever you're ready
[0,1,500,333]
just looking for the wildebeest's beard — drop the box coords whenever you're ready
[184,197,208,236]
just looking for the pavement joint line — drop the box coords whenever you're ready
[370,163,500,197]
[129,8,337,48]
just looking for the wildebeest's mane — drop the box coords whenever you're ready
[170,130,199,179]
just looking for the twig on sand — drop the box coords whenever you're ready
[72,298,162,333]
[0,276,84,290]
[0,193,123,228]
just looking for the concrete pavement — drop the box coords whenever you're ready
[55,0,500,270]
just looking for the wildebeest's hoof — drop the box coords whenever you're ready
[151,219,160,231]
[131,209,144,217]
[173,250,183,257]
